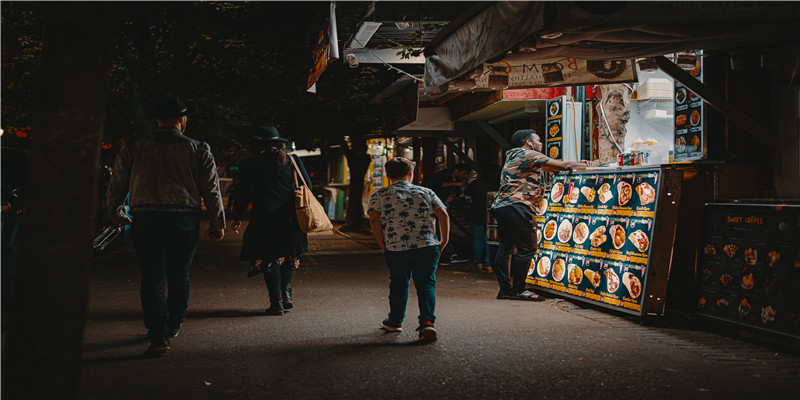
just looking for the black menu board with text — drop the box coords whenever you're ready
[697,204,800,338]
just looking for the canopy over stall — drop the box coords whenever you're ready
[423,1,800,91]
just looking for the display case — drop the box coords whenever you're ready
[527,165,684,316]
[696,204,800,338]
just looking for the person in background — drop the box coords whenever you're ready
[464,164,501,274]
[106,96,225,355]
[491,129,598,301]
[369,157,449,342]
[424,163,471,265]
[229,126,311,316]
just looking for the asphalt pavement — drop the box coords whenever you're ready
[80,222,800,399]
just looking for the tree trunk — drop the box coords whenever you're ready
[342,137,372,231]
[3,9,114,400]
[596,84,632,165]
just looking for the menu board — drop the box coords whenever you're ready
[546,98,563,160]
[697,204,800,338]
[529,168,663,314]
[673,50,704,162]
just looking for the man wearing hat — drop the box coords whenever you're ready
[106,96,225,355]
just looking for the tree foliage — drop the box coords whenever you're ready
[2,1,401,168]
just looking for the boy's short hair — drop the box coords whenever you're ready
[511,129,538,148]
[385,157,416,180]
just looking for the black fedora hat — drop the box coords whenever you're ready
[153,96,198,120]
[254,126,289,142]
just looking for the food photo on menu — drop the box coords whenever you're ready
[550,180,565,204]
[608,220,628,251]
[626,218,653,255]
[551,256,567,283]
[557,216,574,244]
[588,216,611,251]
[622,269,644,300]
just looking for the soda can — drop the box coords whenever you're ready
[630,152,642,166]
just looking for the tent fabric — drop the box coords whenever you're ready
[424,1,800,91]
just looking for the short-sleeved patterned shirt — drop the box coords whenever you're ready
[368,180,445,252]
[491,148,550,215]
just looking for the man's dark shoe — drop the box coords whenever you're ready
[496,291,512,300]
[417,320,438,342]
[265,302,284,315]
[168,324,182,338]
[509,290,545,302]
[381,318,403,332]
[145,337,170,356]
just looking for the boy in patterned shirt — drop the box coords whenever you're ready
[368,157,450,342]
[491,130,597,301]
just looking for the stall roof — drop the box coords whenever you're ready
[424,1,800,90]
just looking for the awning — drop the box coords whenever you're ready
[424,1,800,91]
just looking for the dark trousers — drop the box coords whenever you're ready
[492,204,537,295]
[131,212,200,341]
[262,259,293,304]
[384,246,441,324]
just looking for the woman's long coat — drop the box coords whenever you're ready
[231,153,311,261]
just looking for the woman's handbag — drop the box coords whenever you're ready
[289,155,333,233]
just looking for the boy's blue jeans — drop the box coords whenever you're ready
[384,246,441,324]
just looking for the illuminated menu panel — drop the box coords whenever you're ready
[529,169,661,313]
[697,204,800,338]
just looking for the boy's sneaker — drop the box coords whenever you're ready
[381,319,403,332]
[144,337,170,356]
[416,320,438,342]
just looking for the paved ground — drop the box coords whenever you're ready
[80,222,800,399]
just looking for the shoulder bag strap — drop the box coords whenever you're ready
[288,154,309,189]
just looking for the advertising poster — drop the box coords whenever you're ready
[529,168,665,315]
[673,50,704,162]
[546,98,563,160]
[697,204,800,338]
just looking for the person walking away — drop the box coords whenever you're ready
[464,164,501,274]
[424,163,471,265]
[106,96,225,355]
[492,129,597,301]
[229,126,311,316]
[369,157,449,342]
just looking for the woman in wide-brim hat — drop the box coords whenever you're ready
[230,126,311,315]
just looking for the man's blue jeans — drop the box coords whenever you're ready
[131,212,200,341]
[470,222,492,267]
[384,246,441,324]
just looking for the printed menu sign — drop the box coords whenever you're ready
[673,50,704,162]
[546,98,563,160]
[528,169,663,314]
[697,204,800,338]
